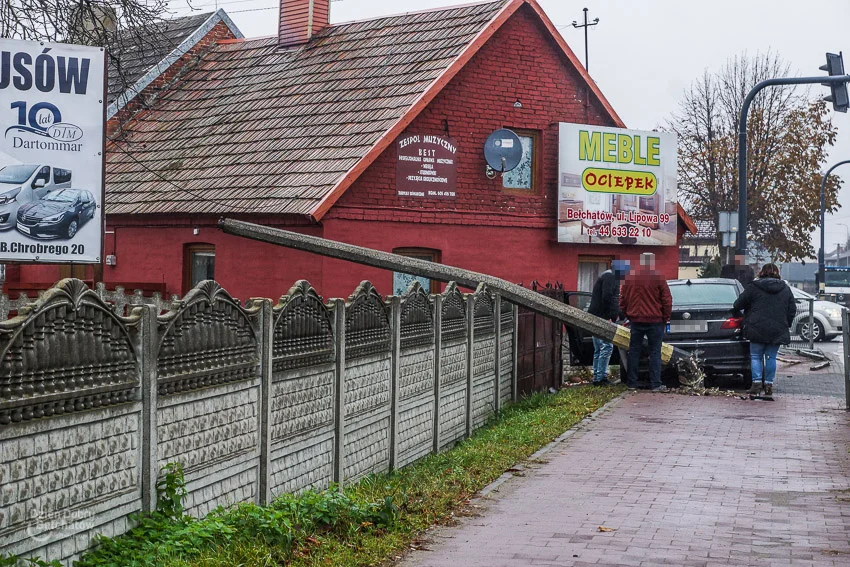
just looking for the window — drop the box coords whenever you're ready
[669,283,739,306]
[54,168,72,184]
[502,129,540,193]
[32,166,49,187]
[577,256,612,293]
[392,248,440,295]
[183,244,215,294]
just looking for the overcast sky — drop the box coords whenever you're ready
[170,0,850,256]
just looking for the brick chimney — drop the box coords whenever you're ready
[279,0,329,47]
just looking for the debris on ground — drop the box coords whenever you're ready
[673,352,740,397]
[780,347,829,361]
[810,361,831,371]
[597,526,616,532]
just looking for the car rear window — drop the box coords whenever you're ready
[669,284,738,306]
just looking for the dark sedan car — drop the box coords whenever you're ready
[16,188,96,239]
[566,278,751,388]
[657,278,750,386]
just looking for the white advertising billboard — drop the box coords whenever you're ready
[557,123,678,246]
[0,39,105,263]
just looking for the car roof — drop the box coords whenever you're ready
[667,278,740,285]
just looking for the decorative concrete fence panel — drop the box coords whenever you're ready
[0,279,145,564]
[266,281,336,498]
[471,284,497,430]
[437,283,468,449]
[341,282,392,484]
[0,278,519,566]
[395,282,435,469]
[155,281,262,518]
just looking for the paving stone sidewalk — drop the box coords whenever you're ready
[398,382,850,567]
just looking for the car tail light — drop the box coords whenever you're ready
[720,317,742,330]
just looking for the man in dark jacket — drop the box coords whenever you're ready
[588,260,630,385]
[732,263,796,396]
[620,252,672,392]
[720,254,755,287]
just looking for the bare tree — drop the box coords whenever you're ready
[667,51,840,261]
[0,0,189,112]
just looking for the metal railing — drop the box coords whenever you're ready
[843,308,850,410]
[789,297,816,350]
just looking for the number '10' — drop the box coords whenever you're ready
[11,101,62,132]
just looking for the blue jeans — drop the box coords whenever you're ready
[627,322,666,389]
[750,343,780,384]
[592,336,614,382]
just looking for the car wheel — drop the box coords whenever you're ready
[66,218,78,239]
[798,320,824,342]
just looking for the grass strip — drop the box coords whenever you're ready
[157,385,622,567]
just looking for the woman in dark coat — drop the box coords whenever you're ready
[732,263,797,397]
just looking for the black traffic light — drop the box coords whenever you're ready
[820,52,849,113]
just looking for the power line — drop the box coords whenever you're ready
[224,6,276,13]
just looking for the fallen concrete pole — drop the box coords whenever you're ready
[220,218,688,366]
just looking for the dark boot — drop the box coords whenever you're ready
[764,383,773,397]
[747,381,762,396]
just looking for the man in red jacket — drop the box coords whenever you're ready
[620,252,672,392]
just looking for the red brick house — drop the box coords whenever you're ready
[9,0,695,300]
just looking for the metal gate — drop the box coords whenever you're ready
[517,283,564,396]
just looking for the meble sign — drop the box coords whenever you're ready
[557,123,678,247]
[0,39,105,264]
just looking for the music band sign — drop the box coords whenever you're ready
[396,134,457,199]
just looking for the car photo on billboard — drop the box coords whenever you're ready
[0,164,72,229]
[16,188,96,240]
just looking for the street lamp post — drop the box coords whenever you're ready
[819,160,850,291]
[737,75,850,259]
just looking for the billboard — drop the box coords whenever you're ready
[557,124,677,246]
[0,39,105,263]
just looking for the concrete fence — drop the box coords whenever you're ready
[0,277,518,565]
[0,283,181,320]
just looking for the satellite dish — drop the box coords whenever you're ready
[484,129,523,173]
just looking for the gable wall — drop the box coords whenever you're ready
[318,4,679,296]
[327,4,614,227]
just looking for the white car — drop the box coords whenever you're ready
[790,287,844,342]
[0,164,72,230]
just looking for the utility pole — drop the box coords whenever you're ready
[571,7,599,72]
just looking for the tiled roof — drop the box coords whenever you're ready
[106,12,215,104]
[682,218,716,241]
[105,0,510,216]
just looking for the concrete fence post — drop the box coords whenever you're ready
[257,298,273,505]
[465,293,474,439]
[332,298,346,487]
[432,293,443,453]
[388,296,401,471]
[512,304,519,402]
[139,304,159,513]
[494,294,502,414]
